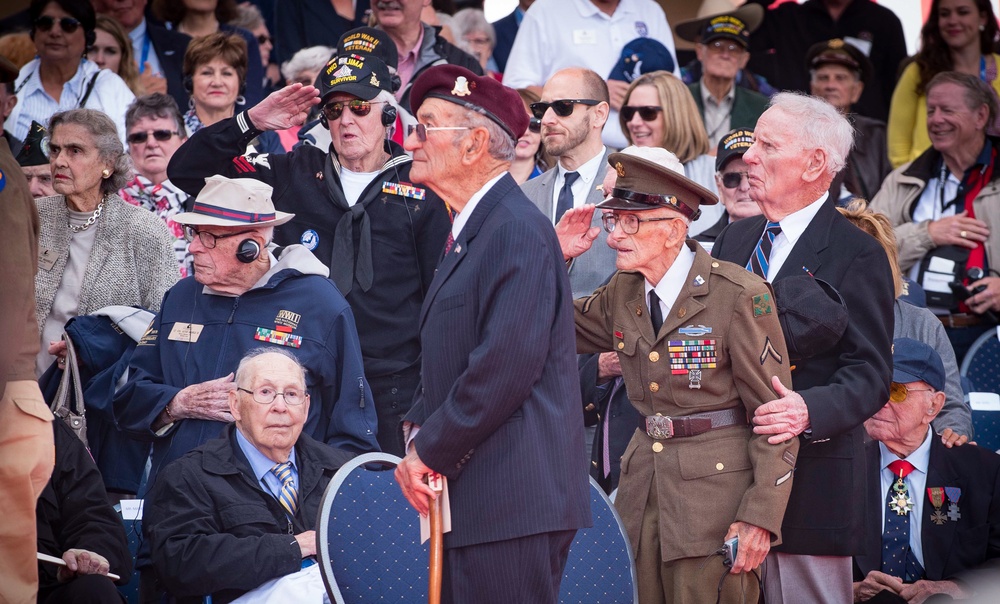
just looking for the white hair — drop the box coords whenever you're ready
[768,92,854,175]
[281,46,335,83]
[451,9,495,53]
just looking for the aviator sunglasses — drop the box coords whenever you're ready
[888,382,935,403]
[322,100,384,121]
[127,129,179,145]
[35,15,81,34]
[621,105,663,122]
[530,99,600,119]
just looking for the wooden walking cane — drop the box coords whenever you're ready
[428,472,444,604]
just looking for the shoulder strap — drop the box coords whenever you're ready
[78,71,100,108]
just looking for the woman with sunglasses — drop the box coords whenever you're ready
[152,0,265,106]
[180,32,283,154]
[34,108,177,376]
[510,88,548,184]
[7,0,136,148]
[88,15,143,96]
[229,3,280,94]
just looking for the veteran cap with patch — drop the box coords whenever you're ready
[16,121,49,167]
[674,3,763,49]
[318,52,392,102]
[597,152,718,221]
[409,64,529,142]
[716,128,754,172]
[806,38,872,83]
[608,37,675,83]
[338,27,398,70]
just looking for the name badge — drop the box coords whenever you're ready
[168,322,204,342]
[38,248,57,271]
[573,29,597,45]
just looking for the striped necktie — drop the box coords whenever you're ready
[747,221,782,279]
[270,462,298,517]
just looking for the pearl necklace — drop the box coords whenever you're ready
[69,197,105,233]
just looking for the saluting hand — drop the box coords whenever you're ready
[555,205,601,262]
[752,376,810,444]
[247,83,321,132]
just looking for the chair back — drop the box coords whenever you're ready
[316,453,426,603]
[961,328,1000,451]
[559,477,637,603]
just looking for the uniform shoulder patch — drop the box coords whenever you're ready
[759,336,783,365]
[752,293,773,317]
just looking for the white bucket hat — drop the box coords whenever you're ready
[173,175,294,227]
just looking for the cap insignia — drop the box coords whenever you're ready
[452,76,472,97]
[370,74,380,87]
[829,38,845,49]
[615,162,625,178]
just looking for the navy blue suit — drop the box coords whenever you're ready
[406,173,590,596]
[145,22,191,110]
[713,199,895,556]
[854,437,1000,595]
[491,9,520,74]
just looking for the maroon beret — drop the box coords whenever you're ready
[409,65,529,142]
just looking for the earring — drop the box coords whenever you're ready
[101,169,110,178]
[235,95,247,106]
[981,24,986,31]
[188,98,195,111]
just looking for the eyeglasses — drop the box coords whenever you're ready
[127,129,180,145]
[256,34,272,46]
[621,105,663,122]
[529,99,601,119]
[720,171,749,189]
[321,100,385,122]
[237,386,309,406]
[406,123,471,142]
[35,15,81,34]
[528,117,541,133]
[888,382,935,403]
[184,227,255,249]
[705,40,745,55]
[602,213,677,235]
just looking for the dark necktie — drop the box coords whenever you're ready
[746,221,782,279]
[555,171,580,223]
[881,459,925,582]
[649,290,663,335]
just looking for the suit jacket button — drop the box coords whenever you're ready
[652,442,663,453]
[649,351,659,362]
[649,382,659,392]
[618,342,625,350]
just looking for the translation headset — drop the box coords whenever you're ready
[235,238,261,264]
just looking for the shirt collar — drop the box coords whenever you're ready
[130,18,146,45]
[559,145,607,189]
[700,79,735,106]
[576,0,627,19]
[235,426,297,482]
[776,192,828,248]
[878,427,933,477]
[452,171,507,239]
[402,25,425,64]
[644,243,696,313]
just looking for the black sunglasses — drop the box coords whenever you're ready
[256,34,272,46]
[529,99,600,119]
[127,129,179,144]
[35,15,81,34]
[322,100,383,122]
[527,117,541,133]
[621,105,663,122]
[720,171,749,189]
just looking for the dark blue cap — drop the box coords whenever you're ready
[892,337,946,392]
[608,38,675,83]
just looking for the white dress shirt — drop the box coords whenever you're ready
[451,172,507,241]
[644,244,695,320]
[878,427,933,568]
[765,193,828,281]
[551,146,607,224]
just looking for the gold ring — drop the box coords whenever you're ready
[961,230,968,238]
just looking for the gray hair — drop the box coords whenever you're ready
[927,71,998,127]
[228,4,264,33]
[125,93,186,135]
[451,9,495,53]
[457,107,516,162]
[768,92,854,175]
[48,109,133,195]
[234,346,307,388]
[281,45,334,83]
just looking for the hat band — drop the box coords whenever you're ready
[611,188,701,221]
[425,92,517,142]
[192,201,275,223]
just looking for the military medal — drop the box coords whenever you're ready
[688,369,702,390]
[927,487,947,525]
[668,339,717,389]
[889,473,914,515]
[945,487,962,522]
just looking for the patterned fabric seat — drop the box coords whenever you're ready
[961,328,1000,452]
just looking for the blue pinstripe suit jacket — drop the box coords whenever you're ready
[406,173,592,549]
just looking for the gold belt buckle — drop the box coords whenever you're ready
[646,415,674,439]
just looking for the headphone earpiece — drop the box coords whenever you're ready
[390,74,402,94]
[381,104,397,127]
[183,75,193,94]
[320,112,328,129]
[236,238,261,264]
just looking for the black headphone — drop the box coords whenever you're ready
[236,238,261,263]
[183,75,247,96]
[320,103,397,129]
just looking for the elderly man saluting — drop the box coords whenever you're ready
[563,151,797,602]
[145,348,356,603]
[394,65,591,603]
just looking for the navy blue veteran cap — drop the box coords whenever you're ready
[410,64,529,141]
[806,38,873,83]
[608,38,675,83]
[16,121,49,167]
[596,152,717,221]
[674,4,763,49]
[772,276,848,362]
[338,27,398,70]
[716,128,753,172]
[892,337,946,392]
[318,53,392,102]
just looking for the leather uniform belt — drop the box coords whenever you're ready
[937,313,982,328]
[639,408,749,440]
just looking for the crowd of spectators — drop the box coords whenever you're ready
[4,0,1000,602]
